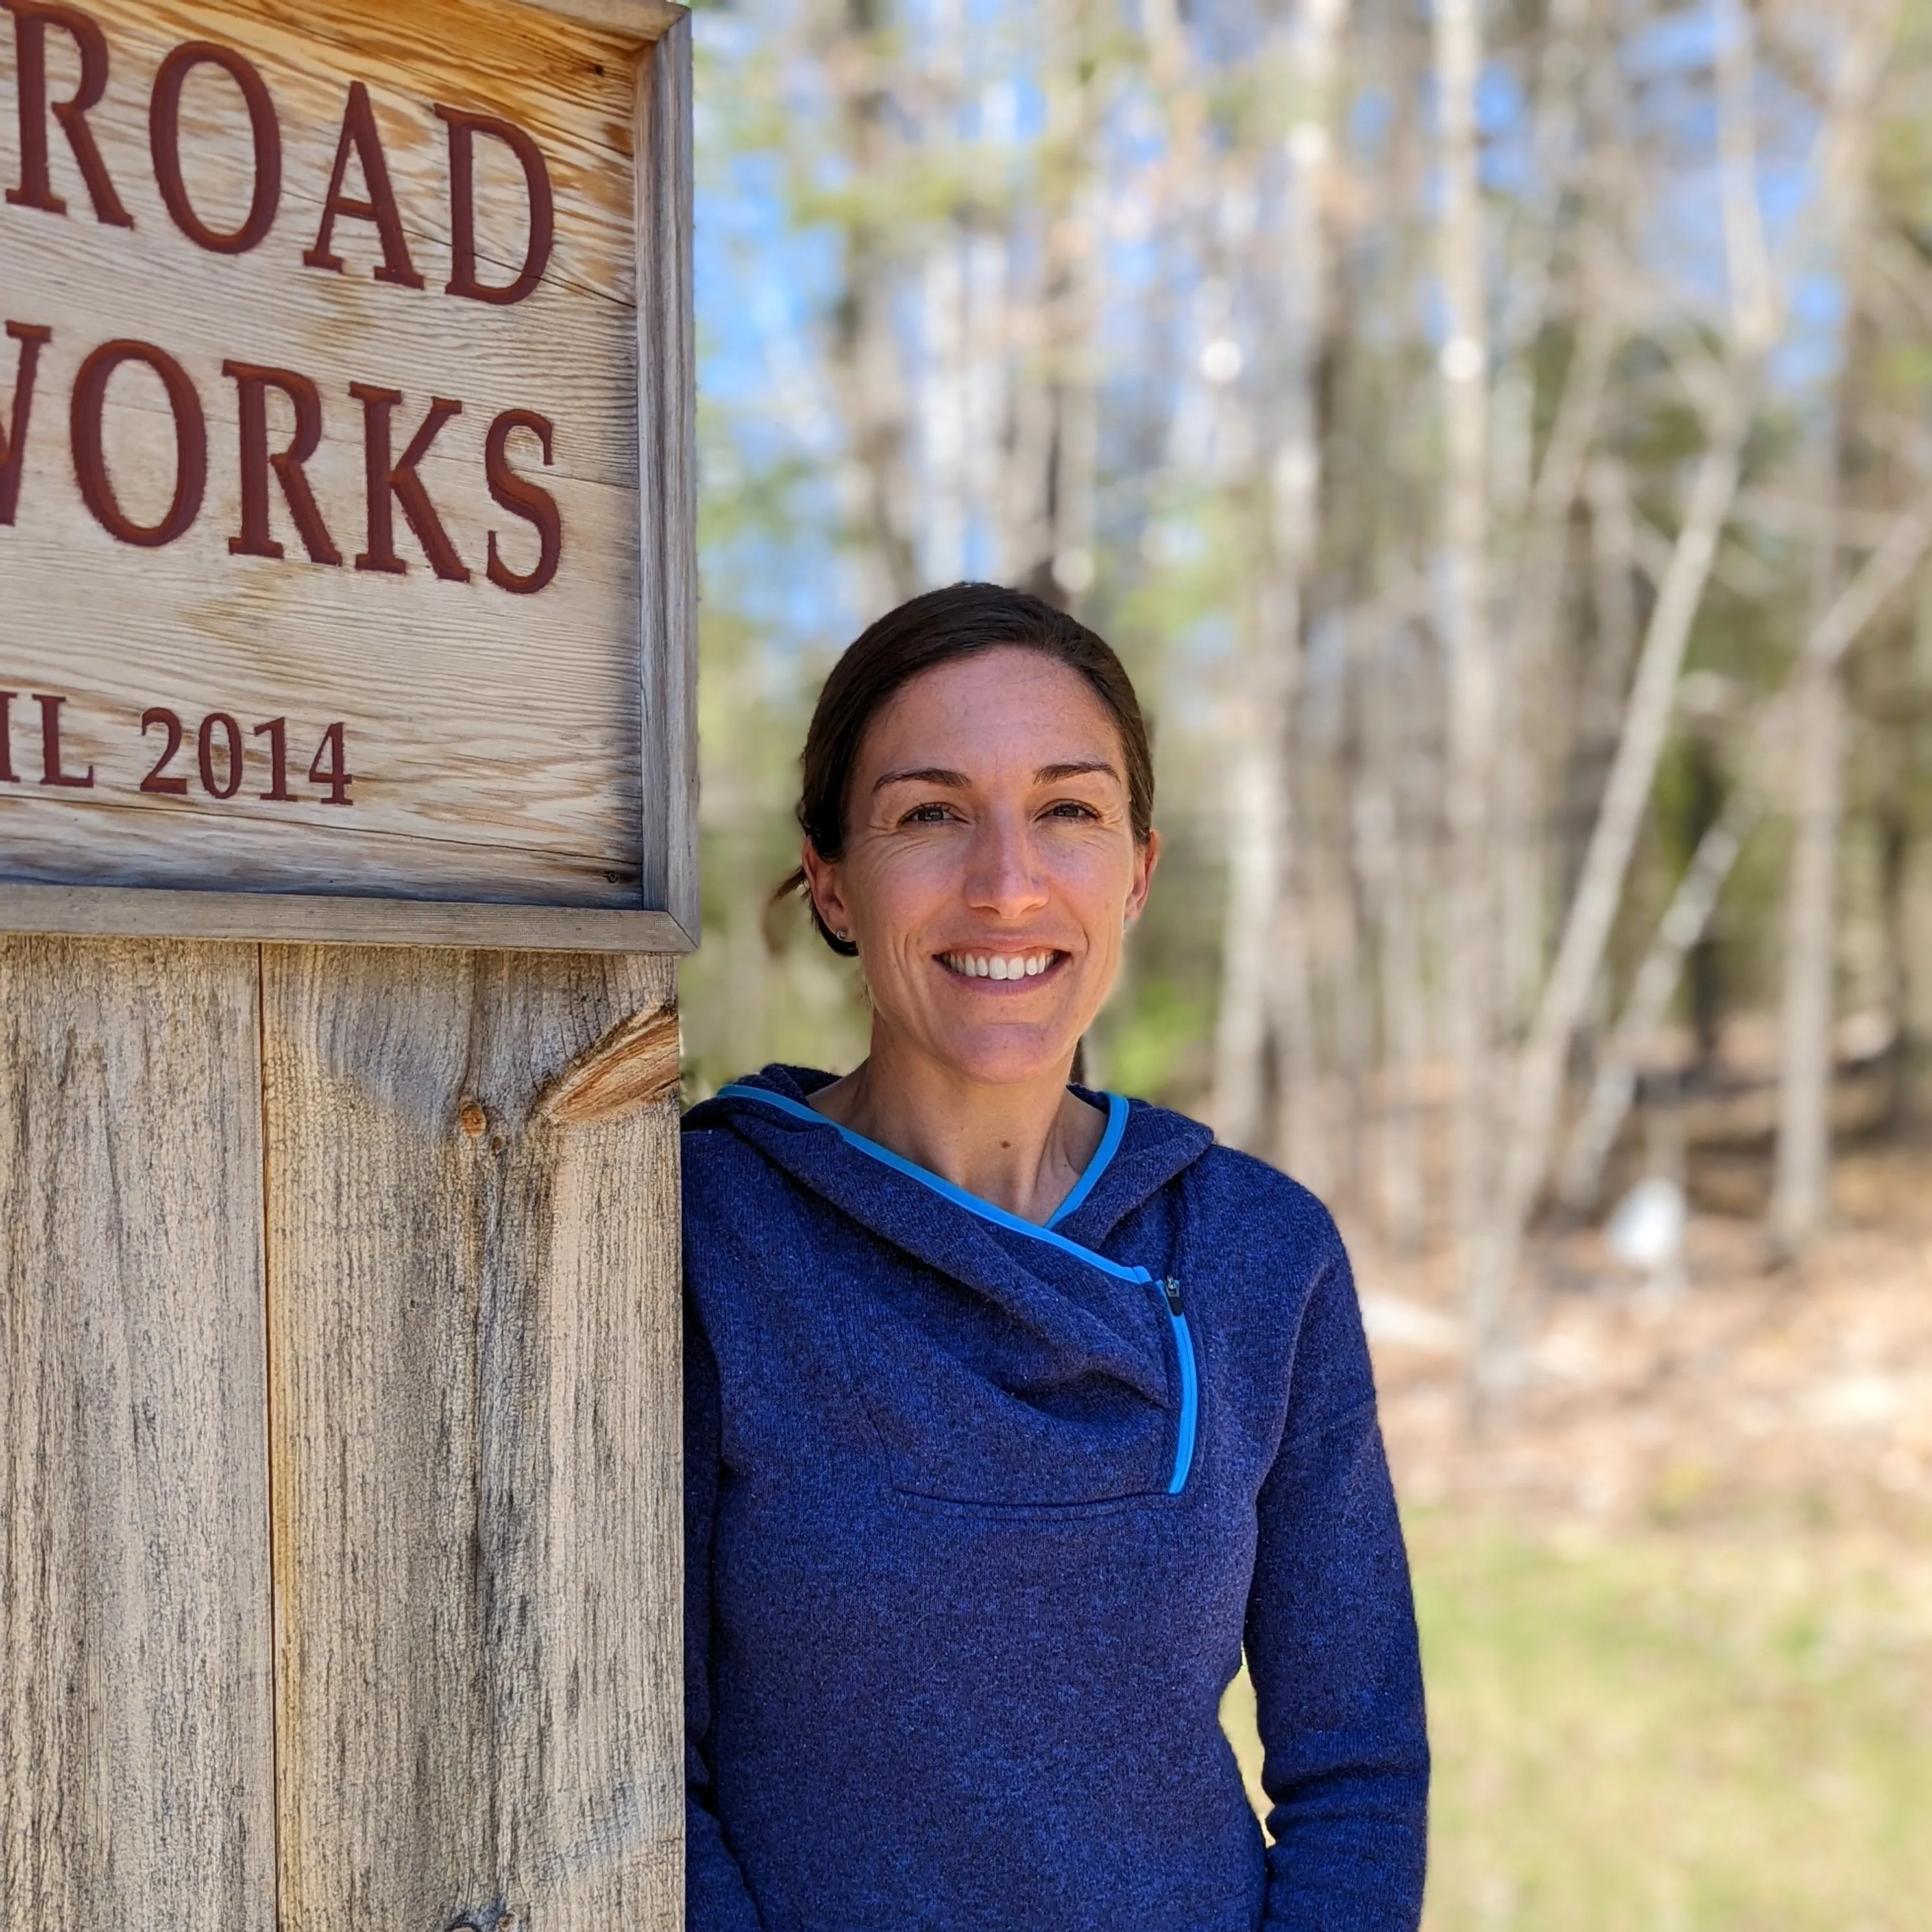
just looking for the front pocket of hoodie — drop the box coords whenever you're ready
[830,1272,1193,1511]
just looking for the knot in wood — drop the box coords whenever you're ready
[457,1096,488,1136]
[536,997,679,1127]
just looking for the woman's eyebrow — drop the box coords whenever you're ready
[872,765,970,792]
[871,759,1121,792]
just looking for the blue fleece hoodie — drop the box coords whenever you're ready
[682,1066,1428,1932]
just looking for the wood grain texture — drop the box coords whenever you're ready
[634,15,699,940]
[0,881,694,951]
[537,994,679,1123]
[0,0,694,922]
[0,936,275,1932]
[519,0,683,38]
[263,944,683,1932]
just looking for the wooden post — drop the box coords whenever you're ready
[1,2,696,1926]
[1,938,276,1932]
[265,949,682,1930]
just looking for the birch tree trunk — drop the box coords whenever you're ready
[1770,7,1901,1245]
[1773,665,1844,1251]
[1210,0,1351,1155]
[1432,0,1502,1386]
[1561,492,1932,1208]
[1774,424,1848,1252]
[1353,618,1428,1250]
[824,0,919,611]
[1474,0,1796,1376]
[1491,0,1594,1040]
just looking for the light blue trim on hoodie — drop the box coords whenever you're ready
[1045,1090,1128,1228]
[715,1085,1137,1275]
[715,1081,1195,1495]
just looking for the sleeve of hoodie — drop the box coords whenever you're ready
[1244,1208,1430,1932]
[684,1291,766,1932]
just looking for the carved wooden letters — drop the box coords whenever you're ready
[0,0,694,945]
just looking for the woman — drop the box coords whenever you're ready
[683,583,1427,1932]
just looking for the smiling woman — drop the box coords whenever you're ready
[679,583,1429,1932]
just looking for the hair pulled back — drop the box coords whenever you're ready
[780,582,1155,957]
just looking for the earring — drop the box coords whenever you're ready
[836,929,851,942]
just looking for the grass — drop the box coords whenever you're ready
[1220,1511,1932,1931]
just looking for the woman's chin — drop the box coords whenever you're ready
[918,1024,1086,1090]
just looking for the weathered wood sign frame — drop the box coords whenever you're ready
[3,5,693,1929]
[0,0,696,951]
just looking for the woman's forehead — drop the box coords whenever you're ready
[860,649,1123,776]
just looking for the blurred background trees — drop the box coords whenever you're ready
[686,0,1932,1352]
[681,2,1932,1917]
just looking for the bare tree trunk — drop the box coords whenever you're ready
[922,237,970,585]
[1211,0,1351,1154]
[824,0,920,610]
[1774,427,1846,1251]
[1559,491,1932,1210]
[1267,839,1327,1187]
[1773,668,1844,1250]
[1768,4,1903,1247]
[1478,0,1786,1368]
[1353,618,1428,1249]
[1432,0,1502,1393]
[1484,406,1746,1311]
[1214,702,1281,1149]
[1044,0,1106,605]
[1558,787,1760,1209]
[1491,0,1596,1041]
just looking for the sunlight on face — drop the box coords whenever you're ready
[805,647,1158,1088]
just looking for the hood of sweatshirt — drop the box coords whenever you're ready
[683,1064,1217,1510]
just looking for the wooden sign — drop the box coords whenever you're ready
[0,0,695,949]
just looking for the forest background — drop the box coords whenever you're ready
[679,0,1932,1922]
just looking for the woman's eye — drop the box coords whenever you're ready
[901,803,955,825]
[1044,801,1100,821]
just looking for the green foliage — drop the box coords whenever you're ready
[1223,1514,1932,1931]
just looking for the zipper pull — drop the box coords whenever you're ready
[1162,1277,1184,1315]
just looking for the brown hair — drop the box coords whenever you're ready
[779,582,1155,956]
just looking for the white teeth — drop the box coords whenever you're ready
[942,950,1057,979]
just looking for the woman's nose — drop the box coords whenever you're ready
[964,813,1049,918]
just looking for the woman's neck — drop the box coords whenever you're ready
[806,1037,1105,1226]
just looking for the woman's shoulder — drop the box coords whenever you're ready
[677,1069,835,1225]
[1116,1095,1347,1255]
[679,1107,764,1183]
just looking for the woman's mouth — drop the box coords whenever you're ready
[937,948,1064,982]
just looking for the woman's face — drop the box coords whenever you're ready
[804,647,1158,1089]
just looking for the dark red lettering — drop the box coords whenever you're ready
[36,691,92,787]
[307,720,352,805]
[0,321,52,525]
[0,691,18,782]
[435,105,555,306]
[223,361,339,563]
[3,1,130,225]
[304,82,422,288]
[349,384,467,580]
[484,408,561,594]
[71,339,206,547]
[252,716,293,799]
[151,42,280,254]
[197,711,241,797]
[140,706,188,792]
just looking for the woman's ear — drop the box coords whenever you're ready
[799,838,853,944]
[1125,827,1161,928]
